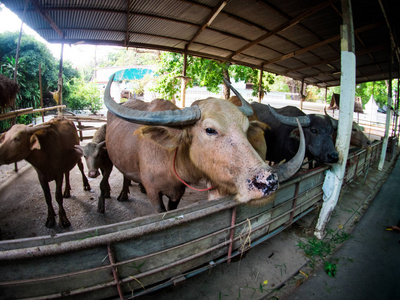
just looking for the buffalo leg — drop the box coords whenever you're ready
[38,175,56,228]
[146,189,166,213]
[63,172,71,198]
[55,173,71,228]
[77,158,91,191]
[98,166,112,214]
[167,188,185,211]
[117,176,130,201]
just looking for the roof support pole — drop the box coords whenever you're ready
[314,0,355,239]
[57,42,64,116]
[181,51,188,108]
[258,64,264,103]
[378,51,393,170]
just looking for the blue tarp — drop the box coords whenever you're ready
[111,68,153,81]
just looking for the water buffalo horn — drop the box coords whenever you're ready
[223,78,254,117]
[267,104,310,127]
[104,74,201,126]
[274,118,305,182]
[324,107,338,129]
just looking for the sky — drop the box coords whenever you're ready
[0,4,112,68]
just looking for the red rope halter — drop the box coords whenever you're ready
[173,148,213,192]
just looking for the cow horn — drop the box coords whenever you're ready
[104,74,201,126]
[223,78,254,117]
[324,107,338,129]
[268,105,310,127]
[25,124,50,134]
[274,118,305,182]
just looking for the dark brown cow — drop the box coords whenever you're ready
[105,76,305,212]
[0,117,90,228]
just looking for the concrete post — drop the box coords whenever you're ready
[314,0,355,239]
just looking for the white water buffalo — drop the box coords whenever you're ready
[252,103,339,165]
[0,117,90,228]
[105,76,305,212]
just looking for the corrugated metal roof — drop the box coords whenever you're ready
[2,0,399,87]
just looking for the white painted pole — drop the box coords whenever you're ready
[314,0,355,239]
[378,74,393,170]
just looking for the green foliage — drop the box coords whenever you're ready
[150,52,275,101]
[64,77,102,114]
[356,81,388,108]
[0,31,79,128]
[230,65,275,97]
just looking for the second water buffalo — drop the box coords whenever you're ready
[252,103,339,165]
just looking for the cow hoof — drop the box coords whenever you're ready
[63,191,71,198]
[59,219,71,228]
[117,194,129,202]
[45,218,56,228]
[97,207,105,214]
[84,184,91,191]
[104,191,111,198]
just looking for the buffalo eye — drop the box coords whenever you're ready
[205,128,217,135]
[13,136,20,142]
[311,128,318,134]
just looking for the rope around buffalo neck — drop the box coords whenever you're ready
[173,147,213,192]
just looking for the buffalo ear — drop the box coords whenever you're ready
[136,126,183,150]
[249,120,271,132]
[289,128,300,141]
[30,134,41,150]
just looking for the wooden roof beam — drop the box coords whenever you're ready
[227,0,337,59]
[30,0,63,38]
[263,22,382,66]
[186,0,226,48]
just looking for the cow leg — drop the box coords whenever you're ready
[63,172,71,198]
[38,175,56,228]
[117,176,130,201]
[98,166,112,214]
[77,158,91,191]
[55,173,71,228]
[147,190,166,213]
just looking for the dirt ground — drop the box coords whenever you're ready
[0,141,208,240]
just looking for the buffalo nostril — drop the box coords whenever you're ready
[266,173,278,183]
[249,172,279,197]
[328,152,339,163]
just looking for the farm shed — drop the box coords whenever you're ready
[1,0,399,298]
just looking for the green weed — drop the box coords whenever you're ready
[296,230,351,277]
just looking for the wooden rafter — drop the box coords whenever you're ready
[30,0,63,38]
[186,0,226,48]
[227,0,337,60]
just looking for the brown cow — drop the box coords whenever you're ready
[105,76,305,212]
[0,117,90,228]
[324,108,372,149]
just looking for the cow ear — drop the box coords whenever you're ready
[249,120,271,132]
[30,134,41,150]
[290,128,300,141]
[136,126,183,150]
[74,145,83,156]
